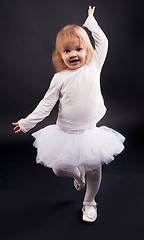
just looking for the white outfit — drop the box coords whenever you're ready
[18,15,125,171]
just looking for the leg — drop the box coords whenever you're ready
[53,167,81,179]
[84,165,102,203]
[82,165,102,222]
[53,167,85,190]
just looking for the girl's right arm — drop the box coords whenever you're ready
[12,75,60,134]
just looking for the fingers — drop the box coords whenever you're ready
[12,122,18,128]
[12,122,23,134]
[93,6,95,13]
[83,6,95,28]
[13,125,19,131]
[12,122,19,131]
[12,122,18,125]
[88,5,95,16]
[15,128,23,134]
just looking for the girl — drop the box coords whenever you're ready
[12,6,125,222]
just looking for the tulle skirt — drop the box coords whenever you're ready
[32,125,125,171]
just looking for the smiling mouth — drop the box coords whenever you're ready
[69,59,80,64]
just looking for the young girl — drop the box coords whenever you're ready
[12,6,125,222]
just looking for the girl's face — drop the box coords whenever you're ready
[61,38,86,70]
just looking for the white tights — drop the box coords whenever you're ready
[53,165,102,203]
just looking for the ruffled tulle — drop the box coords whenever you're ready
[32,125,125,171]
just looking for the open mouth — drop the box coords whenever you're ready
[69,59,80,64]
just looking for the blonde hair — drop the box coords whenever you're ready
[52,24,94,72]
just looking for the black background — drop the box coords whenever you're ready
[0,0,144,239]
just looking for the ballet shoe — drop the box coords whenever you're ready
[74,175,85,191]
[82,201,97,222]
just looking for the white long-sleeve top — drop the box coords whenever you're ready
[18,15,108,133]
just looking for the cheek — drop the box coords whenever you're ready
[62,55,67,62]
[61,55,69,66]
[61,55,66,63]
[82,52,86,61]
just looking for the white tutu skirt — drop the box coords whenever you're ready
[32,125,125,171]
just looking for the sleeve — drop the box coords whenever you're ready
[18,75,60,133]
[83,14,108,70]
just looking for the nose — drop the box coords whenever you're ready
[69,50,77,58]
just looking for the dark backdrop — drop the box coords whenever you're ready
[0,0,144,240]
[1,0,143,145]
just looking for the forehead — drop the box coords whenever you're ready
[62,37,80,46]
[60,37,84,50]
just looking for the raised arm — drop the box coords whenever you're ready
[83,6,108,70]
[13,75,60,133]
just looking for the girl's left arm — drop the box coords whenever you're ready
[83,6,108,70]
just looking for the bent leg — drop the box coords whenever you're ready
[53,167,81,180]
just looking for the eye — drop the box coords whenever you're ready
[77,47,82,51]
[64,49,70,53]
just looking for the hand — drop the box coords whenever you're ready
[88,5,95,16]
[12,122,23,134]
[83,6,95,28]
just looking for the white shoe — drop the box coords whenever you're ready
[82,201,97,222]
[74,175,85,191]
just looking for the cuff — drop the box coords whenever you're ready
[18,119,29,133]
[83,14,98,32]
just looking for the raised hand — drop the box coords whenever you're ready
[88,5,95,16]
[83,6,95,28]
[12,122,23,134]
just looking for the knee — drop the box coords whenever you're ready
[87,165,102,179]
